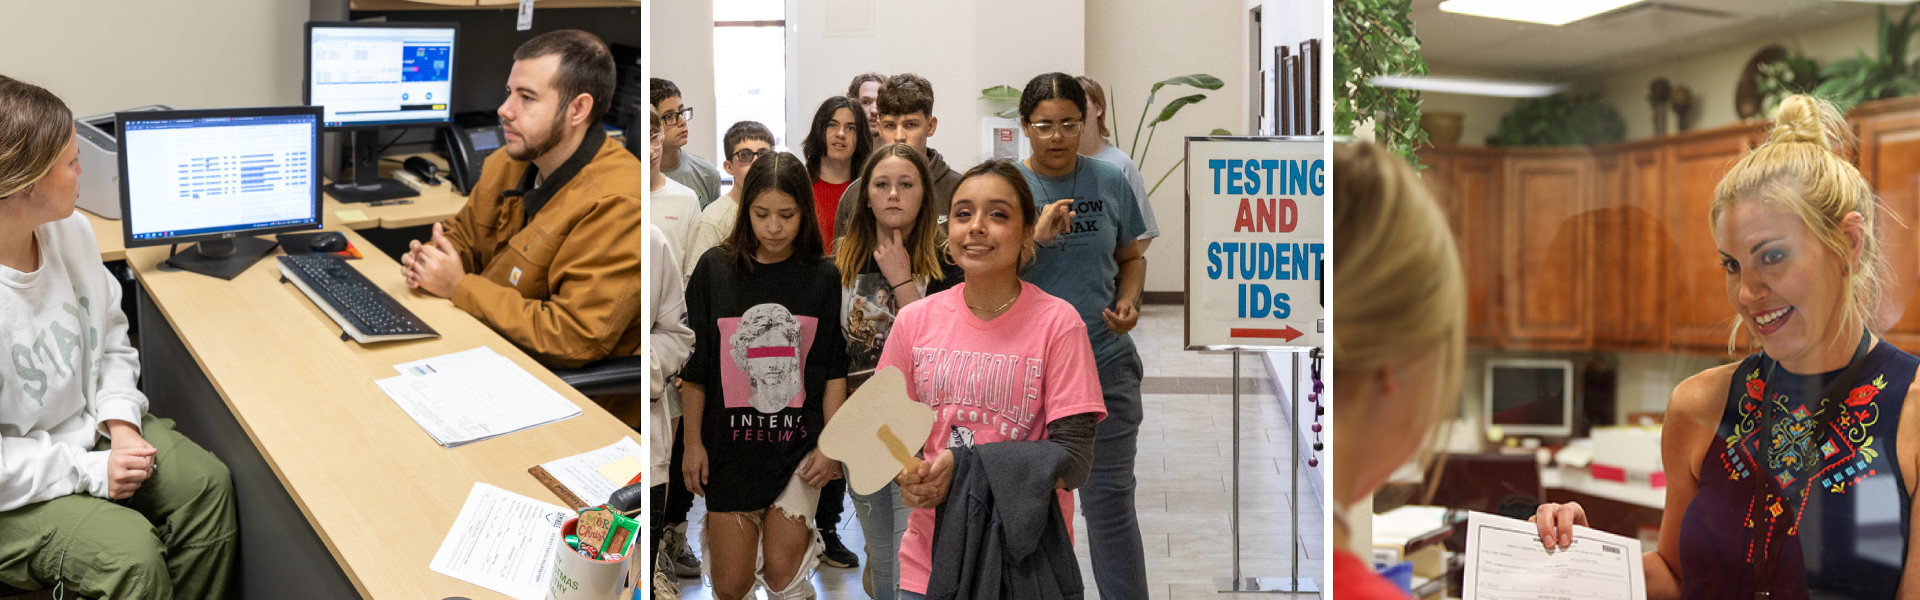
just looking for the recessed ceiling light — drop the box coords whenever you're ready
[1438,0,1644,26]
[1370,75,1566,98]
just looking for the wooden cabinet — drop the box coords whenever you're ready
[1421,147,1506,346]
[1854,106,1920,350]
[1503,153,1592,348]
[1664,128,1759,351]
[1593,147,1669,349]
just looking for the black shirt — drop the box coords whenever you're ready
[841,259,963,390]
[683,247,850,512]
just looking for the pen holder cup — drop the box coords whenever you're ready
[548,517,632,600]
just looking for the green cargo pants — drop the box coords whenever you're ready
[0,412,237,600]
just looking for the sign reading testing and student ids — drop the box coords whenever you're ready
[1184,136,1324,351]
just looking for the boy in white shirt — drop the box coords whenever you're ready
[647,105,701,264]
[681,121,775,279]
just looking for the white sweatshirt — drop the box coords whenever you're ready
[0,212,145,511]
[646,224,693,483]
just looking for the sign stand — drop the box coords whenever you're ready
[1182,135,1324,594]
[1213,348,1318,595]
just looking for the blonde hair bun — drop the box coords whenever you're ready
[1767,94,1853,155]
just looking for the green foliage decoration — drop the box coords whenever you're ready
[1335,0,1430,165]
[1486,93,1626,146]
[1813,3,1920,113]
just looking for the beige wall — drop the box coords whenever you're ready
[790,0,1084,170]
[0,0,311,116]
[1419,90,1518,147]
[650,0,719,163]
[1090,0,1253,294]
[1596,16,1876,141]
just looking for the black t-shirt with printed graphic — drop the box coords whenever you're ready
[842,258,963,390]
[683,247,849,513]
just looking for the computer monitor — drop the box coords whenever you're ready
[117,106,324,280]
[304,21,460,203]
[1484,358,1575,438]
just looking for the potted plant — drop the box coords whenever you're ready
[1813,2,1920,112]
[981,74,1228,196]
[1486,93,1626,146]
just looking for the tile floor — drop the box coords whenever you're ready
[671,304,1322,599]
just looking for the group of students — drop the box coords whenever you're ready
[0,30,658,598]
[644,69,1159,599]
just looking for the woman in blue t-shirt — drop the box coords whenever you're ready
[1015,71,1151,598]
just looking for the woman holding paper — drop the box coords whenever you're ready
[680,151,849,600]
[884,160,1105,599]
[1533,95,1920,599]
[1329,141,1467,599]
[0,75,238,599]
[832,142,961,599]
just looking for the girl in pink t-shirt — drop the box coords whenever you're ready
[879,160,1107,597]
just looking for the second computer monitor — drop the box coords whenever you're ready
[305,21,459,203]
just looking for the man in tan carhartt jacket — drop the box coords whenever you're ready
[401,30,646,426]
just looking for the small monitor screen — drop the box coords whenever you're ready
[308,25,455,128]
[1488,364,1568,427]
[469,128,500,151]
[121,113,320,240]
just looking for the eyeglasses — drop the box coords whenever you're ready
[1026,121,1083,139]
[650,131,664,149]
[730,147,776,163]
[662,106,694,126]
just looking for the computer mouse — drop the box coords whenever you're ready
[403,156,441,185]
[310,232,349,253]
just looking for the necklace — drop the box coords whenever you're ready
[966,289,1020,314]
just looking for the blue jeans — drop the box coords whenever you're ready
[897,591,925,600]
[851,480,913,600]
[1082,349,1146,599]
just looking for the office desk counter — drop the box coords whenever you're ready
[129,226,633,600]
[324,153,470,230]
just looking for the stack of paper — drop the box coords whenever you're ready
[378,347,582,448]
[536,437,645,508]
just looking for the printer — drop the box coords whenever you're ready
[74,105,170,220]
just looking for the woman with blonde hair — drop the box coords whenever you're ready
[832,142,960,598]
[0,75,238,599]
[1534,94,1920,598]
[1330,141,1466,598]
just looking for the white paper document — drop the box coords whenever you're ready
[430,482,572,600]
[1464,511,1646,600]
[395,346,506,377]
[378,350,582,447]
[539,436,644,507]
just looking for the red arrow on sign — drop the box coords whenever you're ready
[1230,326,1302,341]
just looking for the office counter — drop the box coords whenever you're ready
[130,226,634,599]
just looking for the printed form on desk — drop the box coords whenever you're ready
[378,347,582,447]
[1464,511,1646,600]
[430,482,571,600]
[538,436,644,508]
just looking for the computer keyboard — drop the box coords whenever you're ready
[278,254,439,343]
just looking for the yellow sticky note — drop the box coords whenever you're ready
[595,456,644,486]
[335,210,370,222]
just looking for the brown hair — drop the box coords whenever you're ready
[949,159,1039,270]
[847,72,885,98]
[513,30,617,123]
[877,73,936,118]
[836,144,944,287]
[1710,94,1890,352]
[727,152,825,267]
[1074,75,1111,139]
[0,76,72,200]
